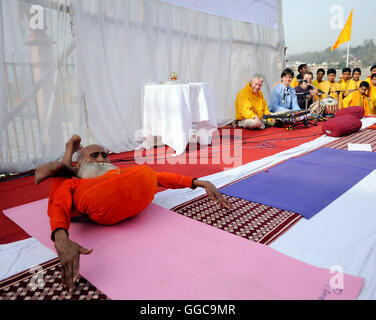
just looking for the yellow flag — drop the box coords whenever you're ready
[331,9,353,52]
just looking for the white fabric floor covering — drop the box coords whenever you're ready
[1,117,376,296]
[0,238,57,281]
[270,170,376,300]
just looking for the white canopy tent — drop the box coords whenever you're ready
[0,0,285,173]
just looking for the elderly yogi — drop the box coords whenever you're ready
[35,135,232,290]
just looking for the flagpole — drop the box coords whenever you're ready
[346,42,350,67]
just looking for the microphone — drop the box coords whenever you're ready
[282,88,286,104]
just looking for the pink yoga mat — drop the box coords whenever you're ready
[4,199,364,300]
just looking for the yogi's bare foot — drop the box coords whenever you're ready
[62,135,82,167]
[35,135,82,185]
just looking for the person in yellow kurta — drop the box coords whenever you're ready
[291,64,308,88]
[235,75,271,129]
[351,68,362,89]
[319,69,342,102]
[312,68,325,89]
[365,65,376,86]
[312,68,325,101]
[342,81,372,115]
[368,74,376,114]
[338,67,357,98]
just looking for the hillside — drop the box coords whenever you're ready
[287,39,376,69]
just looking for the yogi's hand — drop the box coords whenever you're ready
[193,180,233,210]
[54,229,93,291]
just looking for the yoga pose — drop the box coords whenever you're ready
[35,135,232,290]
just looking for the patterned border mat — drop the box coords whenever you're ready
[0,258,109,300]
[172,194,302,245]
[324,129,376,151]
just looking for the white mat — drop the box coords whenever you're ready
[0,238,57,281]
[270,169,376,300]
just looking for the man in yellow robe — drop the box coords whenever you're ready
[291,64,308,88]
[312,68,325,89]
[319,69,342,105]
[351,68,362,89]
[338,67,357,98]
[312,68,325,101]
[343,81,371,115]
[368,74,376,114]
[365,65,376,86]
[235,75,271,129]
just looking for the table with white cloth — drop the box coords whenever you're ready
[141,82,217,155]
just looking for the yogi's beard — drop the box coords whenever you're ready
[77,162,118,179]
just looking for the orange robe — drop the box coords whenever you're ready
[369,83,376,114]
[342,90,371,116]
[48,166,195,237]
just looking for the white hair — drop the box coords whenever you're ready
[77,161,118,179]
[251,73,264,82]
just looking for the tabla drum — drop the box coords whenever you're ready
[321,98,338,115]
[309,100,326,115]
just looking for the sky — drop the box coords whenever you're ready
[282,0,376,55]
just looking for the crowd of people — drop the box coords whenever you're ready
[234,63,376,130]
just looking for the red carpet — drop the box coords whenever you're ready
[110,123,324,178]
[0,124,323,244]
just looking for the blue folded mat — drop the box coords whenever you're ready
[221,148,376,219]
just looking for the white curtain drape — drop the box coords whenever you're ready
[0,0,5,162]
[1,0,285,173]
[0,0,91,173]
[71,0,285,153]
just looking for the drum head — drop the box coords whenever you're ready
[322,98,337,105]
